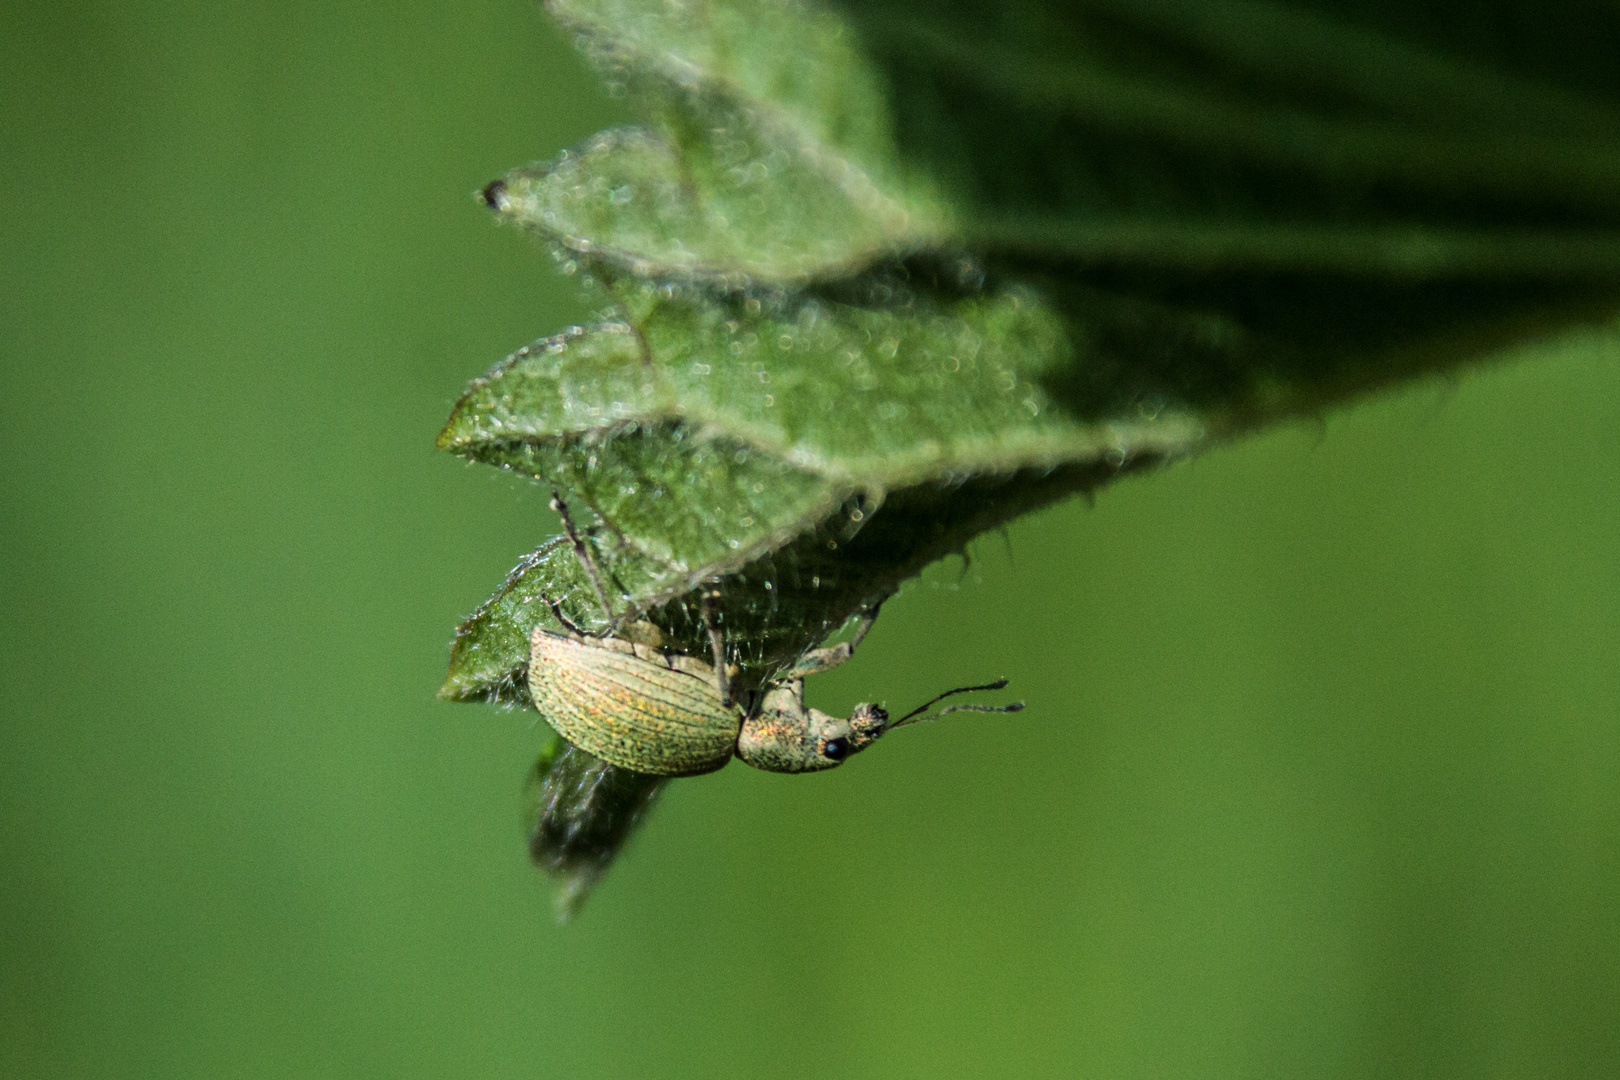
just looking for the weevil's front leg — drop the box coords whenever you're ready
[790,600,884,678]
[701,588,731,706]
[543,595,588,640]
[550,490,617,625]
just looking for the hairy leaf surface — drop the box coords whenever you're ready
[445,0,1620,913]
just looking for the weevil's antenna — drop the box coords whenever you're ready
[889,678,1024,729]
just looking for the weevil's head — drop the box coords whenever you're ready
[736,679,1022,774]
[846,702,890,751]
[736,690,890,773]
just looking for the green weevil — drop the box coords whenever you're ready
[528,492,1024,777]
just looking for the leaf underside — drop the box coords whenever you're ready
[443,0,1620,911]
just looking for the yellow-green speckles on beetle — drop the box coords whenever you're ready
[529,491,1024,777]
[529,626,893,775]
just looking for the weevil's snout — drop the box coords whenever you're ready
[816,703,890,765]
[739,684,1021,774]
[848,703,889,751]
[738,691,893,773]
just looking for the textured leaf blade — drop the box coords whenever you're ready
[525,734,665,921]
[486,0,948,282]
[443,462,1137,708]
[450,0,1620,917]
[841,1,1620,268]
[440,281,1211,484]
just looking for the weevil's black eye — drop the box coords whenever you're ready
[822,737,850,762]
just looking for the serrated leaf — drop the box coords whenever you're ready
[839,0,1620,270]
[484,0,947,282]
[437,272,1213,704]
[443,462,1120,708]
[447,0,1620,914]
[439,279,1208,482]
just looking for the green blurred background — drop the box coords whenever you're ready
[4,2,1619,1077]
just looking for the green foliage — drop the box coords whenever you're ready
[441,0,1620,910]
[524,731,664,920]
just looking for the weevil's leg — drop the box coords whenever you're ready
[790,600,885,678]
[550,489,616,625]
[701,588,731,707]
[544,596,587,640]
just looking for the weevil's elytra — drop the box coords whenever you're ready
[529,490,1025,777]
[529,630,740,776]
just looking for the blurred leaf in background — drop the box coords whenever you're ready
[3,1,1619,1078]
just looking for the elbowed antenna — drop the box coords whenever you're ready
[889,678,1025,729]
